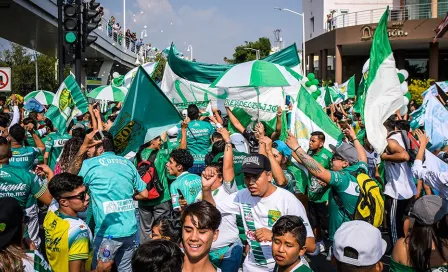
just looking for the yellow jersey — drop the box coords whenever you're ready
[44,201,93,272]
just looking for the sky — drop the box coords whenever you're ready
[103,0,304,63]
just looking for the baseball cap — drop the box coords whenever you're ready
[241,154,271,175]
[273,140,292,159]
[230,133,249,153]
[329,142,359,165]
[410,195,448,225]
[333,220,387,266]
[167,126,179,138]
[0,197,24,248]
[71,123,85,131]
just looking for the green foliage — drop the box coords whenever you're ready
[0,43,60,96]
[151,52,166,83]
[224,37,271,64]
[408,78,434,105]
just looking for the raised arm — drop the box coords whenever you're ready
[343,126,367,163]
[218,128,235,182]
[270,106,283,141]
[259,136,288,187]
[225,107,245,134]
[179,118,189,150]
[213,108,223,125]
[26,124,45,153]
[67,130,101,175]
[89,104,97,130]
[285,131,332,184]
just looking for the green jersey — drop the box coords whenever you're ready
[177,120,215,165]
[308,148,333,203]
[170,172,202,210]
[273,169,297,194]
[273,262,313,272]
[10,146,41,171]
[328,162,368,240]
[212,149,248,189]
[134,148,171,207]
[0,164,46,209]
[45,132,71,170]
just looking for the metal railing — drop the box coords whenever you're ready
[326,2,448,31]
[95,18,141,55]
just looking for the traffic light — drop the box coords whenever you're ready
[82,0,101,51]
[63,3,80,45]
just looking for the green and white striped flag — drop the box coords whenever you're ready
[327,86,345,104]
[291,86,343,152]
[338,75,356,99]
[45,75,88,134]
[363,6,404,154]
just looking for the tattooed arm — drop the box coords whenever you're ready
[285,132,332,184]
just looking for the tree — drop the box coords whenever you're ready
[151,52,166,83]
[224,37,271,64]
[0,43,59,96]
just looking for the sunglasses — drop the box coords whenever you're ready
[61,190,87,202]
[332,155,345,162]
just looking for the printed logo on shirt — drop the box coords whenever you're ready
[268,210,281,227]
[103,199,135,214]
[0,170,11,177]
[99,157,129,167]
[12,151,20,155]
[246,230,256,241]
[54,139,68,147]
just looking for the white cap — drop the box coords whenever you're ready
[230,133,249,153]
[167,126,179,138]
[333,221,386,266]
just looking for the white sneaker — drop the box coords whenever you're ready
[326,246,332,261]
[308,241,325,256]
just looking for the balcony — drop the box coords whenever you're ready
[326,2,448,31]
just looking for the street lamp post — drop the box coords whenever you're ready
[244,48,260,60]
[187,45,193,60]
[123,0,126,50]
[274,7,306,74]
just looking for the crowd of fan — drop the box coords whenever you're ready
[0,92,447,272]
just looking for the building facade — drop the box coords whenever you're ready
[303,0,448,83]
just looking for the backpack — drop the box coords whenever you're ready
[136,150,164,200]
[332,173,384,228]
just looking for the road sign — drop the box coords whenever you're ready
[0,67,11,92]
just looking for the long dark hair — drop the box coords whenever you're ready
[407,218,448,271]
[59,137,85,173]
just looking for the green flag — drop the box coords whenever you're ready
[110,66,182,156]
[338,75,356,99]
[45,75,88,133]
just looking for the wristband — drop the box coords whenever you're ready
[294,146,301,153]
[225,141,232,145]
[352,138,359,143]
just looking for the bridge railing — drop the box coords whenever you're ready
[325,2,448,31]
[95,18,141,56]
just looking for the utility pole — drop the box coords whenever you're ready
[57,0,64,84]
[75,0,82,85]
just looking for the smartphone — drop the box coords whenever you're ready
[285,95,291,106]
[177,189,185,200]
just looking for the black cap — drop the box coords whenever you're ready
[0,197,23,248]
[241,154,271,175]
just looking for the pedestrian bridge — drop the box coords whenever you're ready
[0,0,138,80]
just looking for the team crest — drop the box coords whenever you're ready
[58,88,75,116]
[268,210,281,226]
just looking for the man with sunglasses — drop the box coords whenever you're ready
[285,127,368,260]
[44,173,112,272]
[202,153,315,271]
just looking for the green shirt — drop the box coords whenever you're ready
[169,172,202,210]
[134,148,171,207]
[0,164,46,209]
[357,128,366,146]
[177,120,215,165]
[79,152,146,238]
[273,262,313,271]
[273,169,296,194]
[45,132,71,170]
[212,149,248,190]
[328,162,368,240]
[23,250,52,272]
[10,146,41,171]
[308,148,333,203]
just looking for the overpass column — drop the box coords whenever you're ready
[318,50,323,79]
[98,61,114,85]
[335,45,342,84]
[309,53,315,73]
[429,42,439,81]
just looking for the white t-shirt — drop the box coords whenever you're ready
[384,133,417,200]
[195,183,239,251]
[217,187,314,272]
